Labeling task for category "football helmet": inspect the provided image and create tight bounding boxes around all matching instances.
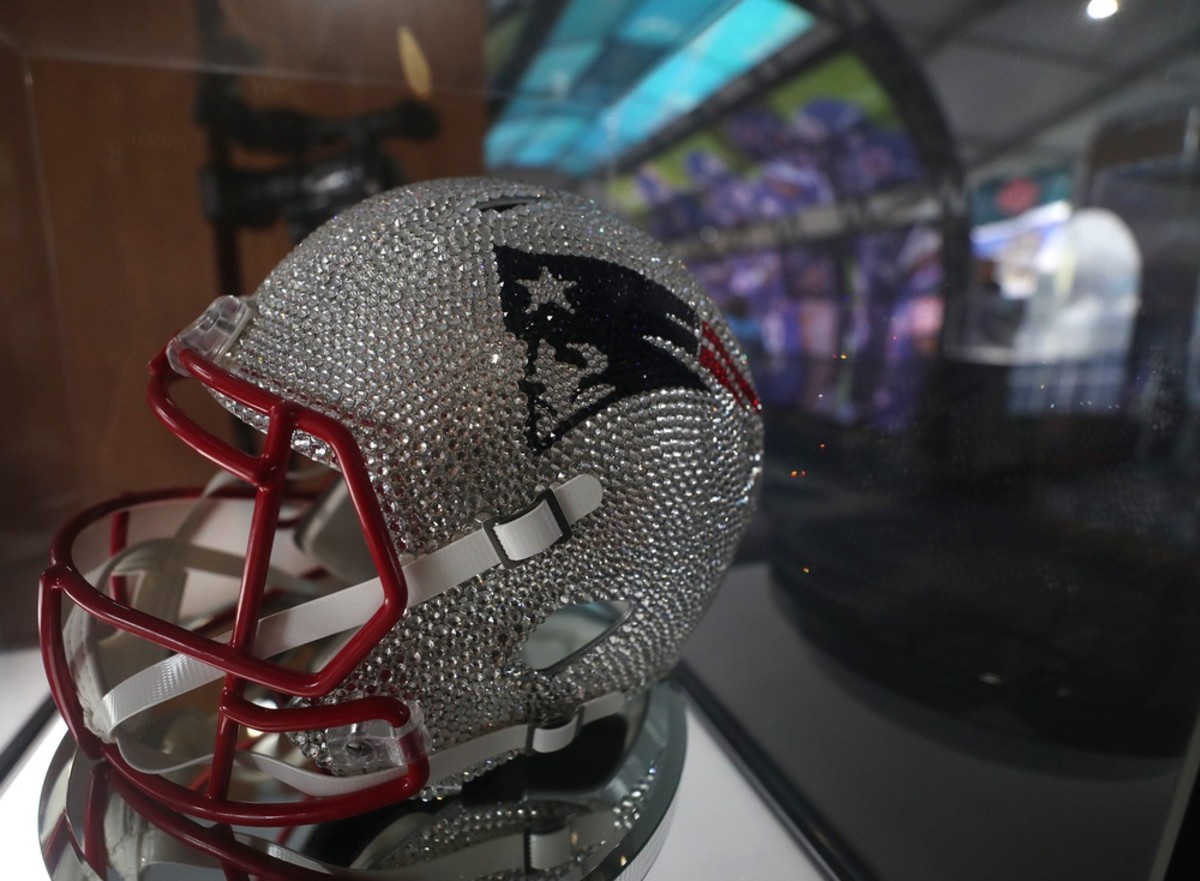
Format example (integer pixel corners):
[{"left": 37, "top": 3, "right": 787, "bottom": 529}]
[{"left": 41, "top": 177, "right": 762, "bottom": 825}]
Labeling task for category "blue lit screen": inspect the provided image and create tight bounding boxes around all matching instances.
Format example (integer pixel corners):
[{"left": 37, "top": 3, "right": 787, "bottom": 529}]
[{"left": 487, "top": 0, "right": 814, "bottom": 176}]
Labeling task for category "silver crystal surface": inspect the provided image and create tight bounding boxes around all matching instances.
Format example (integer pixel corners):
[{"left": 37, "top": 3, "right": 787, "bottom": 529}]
[{"left": 219, "top": 178, "right": 763, "bottom": 775}]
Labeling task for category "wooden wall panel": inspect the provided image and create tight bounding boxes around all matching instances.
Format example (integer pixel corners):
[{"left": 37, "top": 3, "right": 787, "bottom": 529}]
[
  {"left": 222, "top": 0, "right": 484, "bottom": 92},
  {"left": 29, "top": 58, "right": 231, "bottom": 501},
  {"left": 0, "top": 42, "right": 72, "bottom": 644},
  {"left": 12, "top": 0, "right": 483, "bottom": 93},
  {"left": 0, "top": 47, "right": 75, "bottom": 523},
  {"left": 2, "top": 3, "right": 484, "bottom": 643},
  {"left": 29, "top": 59, "right": 484, "bottom": 494}
]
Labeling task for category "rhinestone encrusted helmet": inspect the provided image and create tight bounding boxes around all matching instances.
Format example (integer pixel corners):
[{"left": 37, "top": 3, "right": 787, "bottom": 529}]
[{"left": 40, "top": 177, "right": 763, "bottom": 825}]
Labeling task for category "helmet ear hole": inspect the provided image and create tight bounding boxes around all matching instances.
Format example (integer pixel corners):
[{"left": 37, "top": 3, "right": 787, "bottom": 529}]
[{"left": 520, "top": 600, "right": 632, "bottom": 673}]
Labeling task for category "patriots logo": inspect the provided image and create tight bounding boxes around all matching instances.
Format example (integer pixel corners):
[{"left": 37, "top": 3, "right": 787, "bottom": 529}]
[{"left": 496, "top": 245, "right": 758, "bottom": 454}]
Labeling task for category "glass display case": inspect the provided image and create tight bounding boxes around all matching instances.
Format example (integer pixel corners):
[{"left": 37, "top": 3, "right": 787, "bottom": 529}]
[{"left": 3, "top": 1, "right": 1200, "bottom": 879}]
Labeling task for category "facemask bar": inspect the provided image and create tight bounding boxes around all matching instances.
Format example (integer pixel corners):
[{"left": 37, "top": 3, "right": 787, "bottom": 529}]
[
  {"left": 60, "top": 756, "right": 340, "bottom": 881},
  {"left": 148, "top": 322, "right": 411, "bottom": 699},
  {"left": 42, "top": 297, "right": 617, "bottom": 825},
  {"left": 40, "top": 309, "right": 430, "bottom": 825}
]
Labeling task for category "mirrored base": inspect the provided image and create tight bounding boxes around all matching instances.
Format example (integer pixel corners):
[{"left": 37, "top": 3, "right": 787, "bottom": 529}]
[{"left": 39, "top": 683, "right": 686, "bottom": 881}]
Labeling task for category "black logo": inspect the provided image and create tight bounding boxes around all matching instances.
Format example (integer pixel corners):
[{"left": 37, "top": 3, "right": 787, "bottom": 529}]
[{"left": 497, "top": 245, "right": 708, "bottom": 454}]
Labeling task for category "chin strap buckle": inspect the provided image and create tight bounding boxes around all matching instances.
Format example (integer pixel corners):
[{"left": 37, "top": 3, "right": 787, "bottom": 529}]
[
  {"left": 527, "top": 713, "right": 583, "bottom": 753},
  {"left": 483, "top": 487, "right": 573, "bottom": 569},
  {"left": 526, "top": 691, "right": 628, "bottom": 754},
  {"left": 399, "top": 473, "right": 603, "bottom": 608},
  {"left": 526, "top": 825, "right": 575, "bottom": 872}
]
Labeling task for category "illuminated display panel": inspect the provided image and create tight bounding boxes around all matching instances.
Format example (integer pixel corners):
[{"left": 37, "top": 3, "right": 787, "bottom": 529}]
[
  {"left": 487, "top": 0, "right": 814, "bottom": 174},
  {"left": 603, "top": 51, "right": 938, "bottom": 429}
]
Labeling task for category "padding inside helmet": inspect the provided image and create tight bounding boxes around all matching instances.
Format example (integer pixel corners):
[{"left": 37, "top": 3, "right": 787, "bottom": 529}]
[
  {"left": 293, "top": 481, "right": 376, "bottom": 584},
  {"left": 520, "top": 600, "right": 631, "bottom": 673}
]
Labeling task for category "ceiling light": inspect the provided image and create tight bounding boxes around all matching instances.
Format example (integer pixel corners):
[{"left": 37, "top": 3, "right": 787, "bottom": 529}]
[{"left": 1086, "top": 0, "right": 1118, "bottom": 20}]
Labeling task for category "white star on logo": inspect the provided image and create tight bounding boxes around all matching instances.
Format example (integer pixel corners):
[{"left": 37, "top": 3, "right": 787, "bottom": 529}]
[{"left": 520, "top": 267, "right": 576, "bottom": 313}]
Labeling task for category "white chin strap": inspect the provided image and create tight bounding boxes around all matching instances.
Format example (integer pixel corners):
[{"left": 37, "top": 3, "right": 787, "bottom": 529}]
[
  {"left": 69, "top": 474, "right": 617, "bottom": 799},
  {"left": 402, "top": 475, "right": 602, "bottom": 603}
]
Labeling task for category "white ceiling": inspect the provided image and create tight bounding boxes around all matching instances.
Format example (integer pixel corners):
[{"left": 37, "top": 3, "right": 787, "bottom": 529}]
[{"left": 866, "top": 0, "right": 1200, "bottom": 181}]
